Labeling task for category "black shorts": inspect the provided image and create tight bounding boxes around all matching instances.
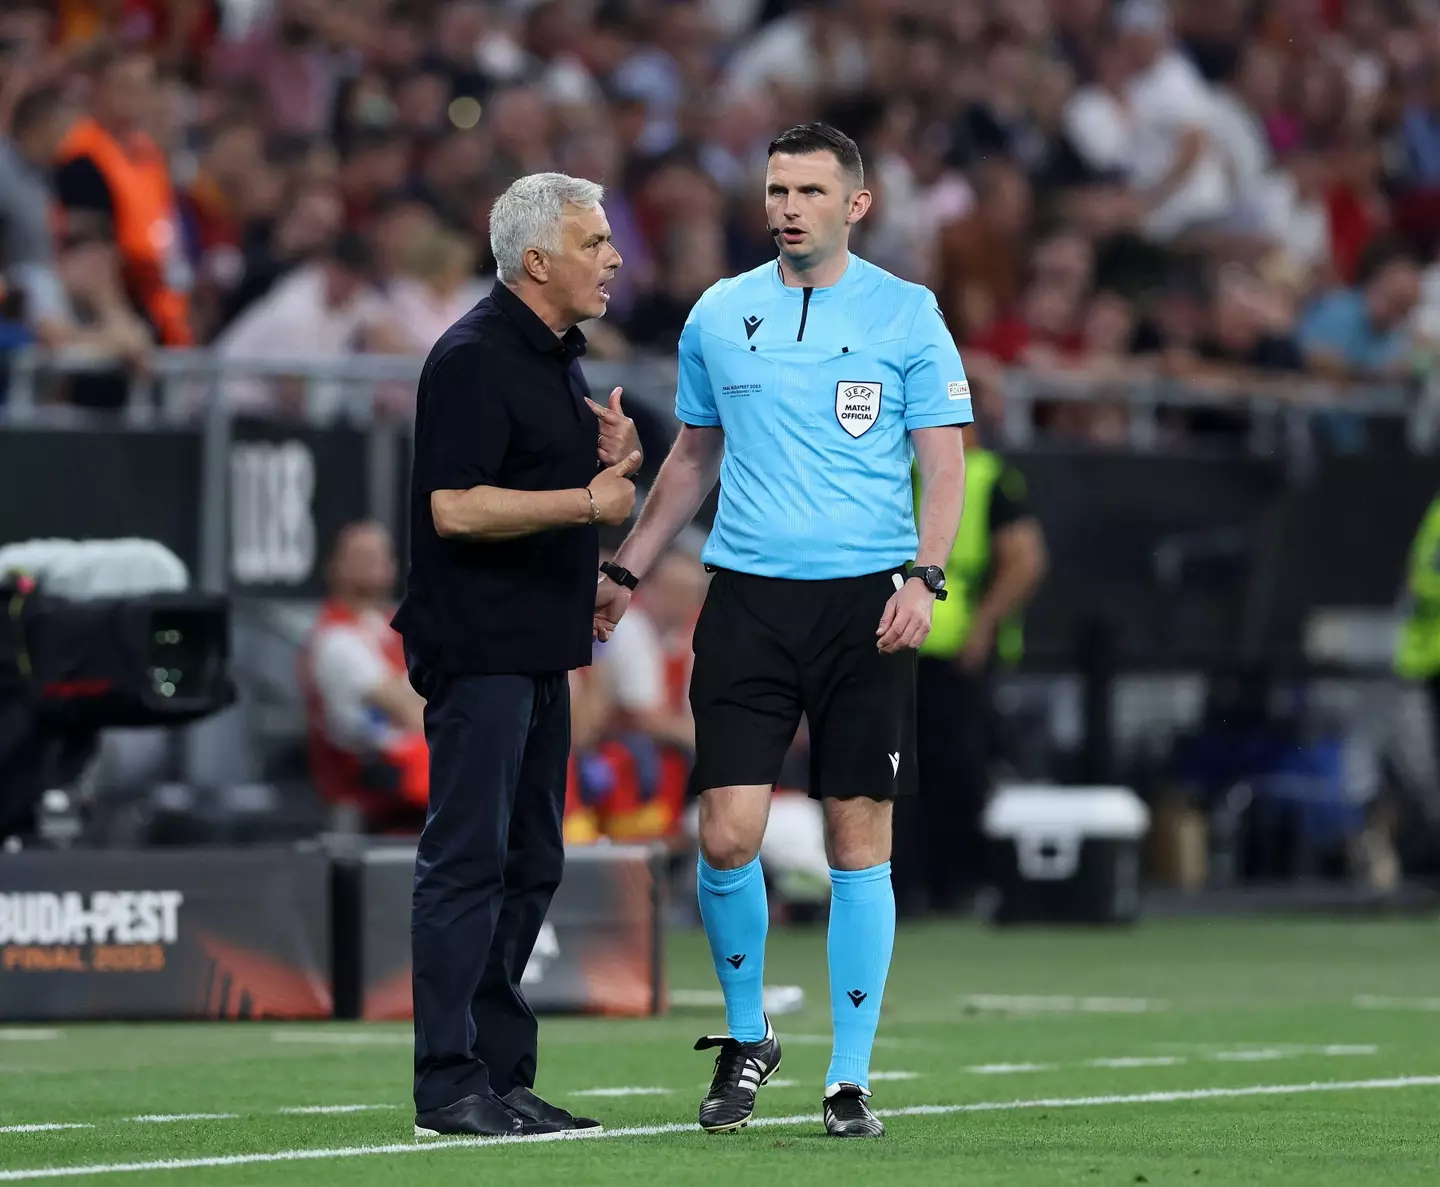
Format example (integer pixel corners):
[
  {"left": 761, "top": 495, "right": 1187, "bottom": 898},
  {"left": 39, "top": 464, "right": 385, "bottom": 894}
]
[{"left": 688, "top": 566, "right": 917, "bottom": 801}]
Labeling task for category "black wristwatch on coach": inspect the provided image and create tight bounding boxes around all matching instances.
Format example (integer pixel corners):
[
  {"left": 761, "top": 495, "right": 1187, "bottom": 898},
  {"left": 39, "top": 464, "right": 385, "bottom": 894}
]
[
  {"left": 907, "top": 564, "right": 948, "bottom": 601},
  {"left": 600, "top": 560, "right": 639, "bottom": 590}
]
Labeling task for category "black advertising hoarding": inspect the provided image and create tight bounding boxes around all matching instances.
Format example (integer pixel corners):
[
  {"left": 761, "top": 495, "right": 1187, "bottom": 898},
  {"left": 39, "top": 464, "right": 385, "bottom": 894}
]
[
  {"left": 0, "top": 422, "right": 1437, "bottom": 669},
  {"left": 0, "top": 847, "right": 331, "bottom": 1021},
  {"left": 227, "top": 419, "right": 370, "bottom": 597},
  {"left": 358, "top": 844, "right": 665, "bottom": 1020},
  {"left": 0, "top": 429, "right": 201, "bottom": 571}
]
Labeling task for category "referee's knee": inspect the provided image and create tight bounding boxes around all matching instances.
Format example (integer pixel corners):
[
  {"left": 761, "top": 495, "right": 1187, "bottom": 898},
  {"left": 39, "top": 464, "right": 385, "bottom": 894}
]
[
  {"left": 697, "top": 785, "right": 769, "bottom": 870},
  {"left": 824, "top": 797, "right": 893, "bottom": 871}
]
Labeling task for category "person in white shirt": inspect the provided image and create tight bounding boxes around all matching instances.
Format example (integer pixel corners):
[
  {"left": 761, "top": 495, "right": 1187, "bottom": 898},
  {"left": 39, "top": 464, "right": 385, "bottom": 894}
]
[
  {"left": 214, "top": 233, "right": 403, "bottom": 416},
  {"left": 303, "top": 520, "right": 429, "bottom": 831},
  {"left": 1116, "top": 0, "right": 1235, "bottom": 242},
  {"left": 386, "top": 228, "right": 494, "bottom": 356}
]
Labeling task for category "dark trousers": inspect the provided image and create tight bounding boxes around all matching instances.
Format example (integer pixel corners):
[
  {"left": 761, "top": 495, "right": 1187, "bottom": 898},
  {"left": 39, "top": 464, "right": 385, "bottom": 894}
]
[
  {"left": 893, "top": 656, "right": 993, "bottom": 914},
  {"left": 408, "top": 666, "right": 569, "bottom": 1112}
]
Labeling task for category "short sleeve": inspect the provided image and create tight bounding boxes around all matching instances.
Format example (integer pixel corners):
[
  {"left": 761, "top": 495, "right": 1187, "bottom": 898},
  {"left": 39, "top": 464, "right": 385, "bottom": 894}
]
[
  {"left": 55, "top": 156, "right": 116, "bottom": 218},
  {"left": 903, "top": 296, "right": 973, "bottom": 430},
  {"left": 674, "top": 307, "right": 719, "bottom": 427},
  {"left": 988, "top": 464, "right": 1032, "bottom": 532},
  {"left": 414, "top": 343, "right": 510, "bottom": 494}
]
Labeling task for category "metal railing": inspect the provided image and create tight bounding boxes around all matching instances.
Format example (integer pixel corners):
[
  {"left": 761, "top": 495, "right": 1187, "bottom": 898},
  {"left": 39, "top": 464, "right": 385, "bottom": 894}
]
[
  {"left": 1, "top": 348, "right": 683, "bottom": 429},
  {"left": 2, "top": 345, "right": 1434, "bottom": 463}
]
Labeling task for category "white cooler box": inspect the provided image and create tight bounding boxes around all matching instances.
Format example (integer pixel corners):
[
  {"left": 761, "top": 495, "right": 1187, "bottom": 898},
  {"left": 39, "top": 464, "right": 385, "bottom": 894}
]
[{"left": 983, "top": 785, "right": 1150, "bottom": 925}]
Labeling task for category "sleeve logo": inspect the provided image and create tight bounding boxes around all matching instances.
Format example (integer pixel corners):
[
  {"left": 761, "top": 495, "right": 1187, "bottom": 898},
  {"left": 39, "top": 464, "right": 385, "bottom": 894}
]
[{"left": 948, "top": 380, "right": 970, "bottom": 401}]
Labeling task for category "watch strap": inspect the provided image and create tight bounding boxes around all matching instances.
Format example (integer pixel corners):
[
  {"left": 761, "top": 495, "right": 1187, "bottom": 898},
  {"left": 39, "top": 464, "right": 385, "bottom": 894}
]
[{"left": 600, "top": 560, "right": 639, "bottom": 590}]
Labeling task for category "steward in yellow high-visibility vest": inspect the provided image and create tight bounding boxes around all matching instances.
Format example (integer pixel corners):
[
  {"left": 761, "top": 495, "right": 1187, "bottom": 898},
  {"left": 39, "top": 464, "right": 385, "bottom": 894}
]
[
  {"left": 895, "top": 428, "right": 1047, "bottom": 916},
  {"left": 910, "top": 444, "right": 1043, "bottom": 670},
  {"left": 1395, "top": 492, "right": 1440, "bottom": 681}
]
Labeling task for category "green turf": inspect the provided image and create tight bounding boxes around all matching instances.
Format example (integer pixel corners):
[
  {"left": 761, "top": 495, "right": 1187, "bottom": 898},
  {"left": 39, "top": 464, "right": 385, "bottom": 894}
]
[{"left": 3, "top": 917, "right": 1440, "bottom": 1184}]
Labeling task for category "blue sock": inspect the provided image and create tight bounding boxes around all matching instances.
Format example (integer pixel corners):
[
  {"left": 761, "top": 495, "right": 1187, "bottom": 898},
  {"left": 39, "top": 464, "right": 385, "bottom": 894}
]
[
  {"left": 825, "top": 862, "right": 895, "bottom": 1090},
  {"left": 697, "top": 854, "right": 768, "bottom": 1042}
]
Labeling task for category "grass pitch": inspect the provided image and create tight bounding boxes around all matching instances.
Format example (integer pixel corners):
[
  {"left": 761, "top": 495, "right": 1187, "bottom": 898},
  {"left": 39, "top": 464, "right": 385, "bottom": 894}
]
[{"left": 3, "top": 916, "right": 1440, "bottom": 1185}]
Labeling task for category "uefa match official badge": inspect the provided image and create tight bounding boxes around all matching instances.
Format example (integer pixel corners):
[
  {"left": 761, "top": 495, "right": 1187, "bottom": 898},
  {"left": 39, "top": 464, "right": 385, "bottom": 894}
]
[{"left": 835, "top": 381, "right": 882, "bottom": 438}]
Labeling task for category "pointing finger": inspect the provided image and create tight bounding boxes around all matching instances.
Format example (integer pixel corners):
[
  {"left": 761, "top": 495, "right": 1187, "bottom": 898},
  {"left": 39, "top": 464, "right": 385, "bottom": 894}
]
[{"left": 609, "top": 386, "right": 624, "bottom": 413}]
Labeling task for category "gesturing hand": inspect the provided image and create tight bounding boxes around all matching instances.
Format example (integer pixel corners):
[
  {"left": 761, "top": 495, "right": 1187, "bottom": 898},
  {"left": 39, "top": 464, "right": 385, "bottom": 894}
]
[
  {"left": 876, "top": 575, "right": 935, "bottom": 654},
  {"left": 588, "top": 450, "right": 642, "bottom": 525},
  {"left": 588, "top": 387, "right": 642, "bottom": 468}
]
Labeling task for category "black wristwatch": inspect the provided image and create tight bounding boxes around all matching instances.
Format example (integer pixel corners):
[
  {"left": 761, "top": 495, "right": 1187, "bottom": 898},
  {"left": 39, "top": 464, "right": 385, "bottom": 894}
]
[
  {"left": 908, "top": 564, "right": 948, "bottom": 601},
  {"left": 600, "top": 560, "right": 639, "bottom": 590}
]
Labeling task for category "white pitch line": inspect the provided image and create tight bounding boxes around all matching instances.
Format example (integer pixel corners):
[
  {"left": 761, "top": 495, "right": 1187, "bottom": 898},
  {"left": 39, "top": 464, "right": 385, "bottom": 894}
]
[
  {"left": 129, "top": 1115, "right": 238, "bottom": 1124},
  {"left": 869, "top": 1071, "right": 921, "bottom": 1081},
  {"left": 765, "top": 1079, "right": 798, "bottom": 1089},
  {"left": 3, "top": 1077, "right": 1439, "bottom": 1181},
  {"left": 966, "top": 1063, "right": 1054, "bottom": 1075},
  {"left": 1320, "top": 1045, "right": 1378, "bottom": 1056},
  {"left": 570, "top": 1087, "right": 674, "bottom": 1098},
  {"left": 278, "top": 1106, "right": 398, "bottom": 1116},
  {"left": 960, "top": 995, "right": 1162, "bottom": 1014},
  {"left": 0, "top": 1125, "right": 92, "bottom": 1135},
  {"left": 1212, "top": 1050, "right": 1286, "bottom": 1063},
  {"left": 0, "top": 1030, "right": 62, "bottom": 1042},
  {"left": 270, "top": 1033, "right": 410, "bottom": 1047},
  {"left": 1354, "top": 995, "right": 1440, "bottom": 1012},
  {"left": 1089, "top": 1057, "right": 1182, "bottom": 1069}
]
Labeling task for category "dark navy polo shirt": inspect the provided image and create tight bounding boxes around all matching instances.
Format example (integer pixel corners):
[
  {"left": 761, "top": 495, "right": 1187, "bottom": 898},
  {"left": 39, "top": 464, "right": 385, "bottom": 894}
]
[{"left": 392, "top": 283, "right": 600, "bottom": 676}]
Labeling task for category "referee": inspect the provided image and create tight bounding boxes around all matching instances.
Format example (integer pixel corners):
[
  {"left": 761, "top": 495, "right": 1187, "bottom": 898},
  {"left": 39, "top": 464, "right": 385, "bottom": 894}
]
[
  {"left": 393, "top": 173, "right": 641, "bottom": 1139},
  {"left": 596, "top": 124, "right": 970, "bottom": 1138}
]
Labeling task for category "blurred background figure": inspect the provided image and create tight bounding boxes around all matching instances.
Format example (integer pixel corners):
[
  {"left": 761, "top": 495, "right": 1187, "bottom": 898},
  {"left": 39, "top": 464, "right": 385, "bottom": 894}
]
[
  {"left": 301, "top": 519, "right": 427, "bottom": 835},
  {"left": 55, "top": 46, "right": 193, "bottom": 348},
  {"left": 895, "top": 385, "right": 1049, "bottom": 917}
]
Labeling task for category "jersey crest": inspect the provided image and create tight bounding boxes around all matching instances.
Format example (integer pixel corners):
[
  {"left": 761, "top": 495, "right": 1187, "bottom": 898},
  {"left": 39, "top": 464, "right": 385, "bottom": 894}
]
[{"left": 835, "top": 381, "right": 882, "bottom": 438}]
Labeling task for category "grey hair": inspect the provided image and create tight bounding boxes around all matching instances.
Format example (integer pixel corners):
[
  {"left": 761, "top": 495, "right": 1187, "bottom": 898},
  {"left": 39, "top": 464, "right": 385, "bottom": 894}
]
[{"left": 489, "top": 172, "right": 605, "bottom": 284}]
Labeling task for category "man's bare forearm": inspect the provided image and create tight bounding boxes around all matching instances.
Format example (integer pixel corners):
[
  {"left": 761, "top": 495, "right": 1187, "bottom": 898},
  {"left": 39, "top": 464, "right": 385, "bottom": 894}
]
[
  {"left": 613, "top": 425, "right": 723, "bottom": 579},
  {"left": 431, "top": 485, "right": 591, "bottom": 541},
  {"left": 912, "top": 425, "right": 967, "bottom": 569}
]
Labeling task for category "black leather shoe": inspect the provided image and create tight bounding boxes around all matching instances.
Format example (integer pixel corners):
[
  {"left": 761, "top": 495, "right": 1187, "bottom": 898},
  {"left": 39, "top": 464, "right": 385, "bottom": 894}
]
[
  {"left": 414, "top": 1093, "right": 564, "bottom": 1138},
  {"left": 823, "top": 1083, "right": 885, "bottom": 1138},
  {"left": 502, "top": 1086, "right": 601, "bottom": 1130}
]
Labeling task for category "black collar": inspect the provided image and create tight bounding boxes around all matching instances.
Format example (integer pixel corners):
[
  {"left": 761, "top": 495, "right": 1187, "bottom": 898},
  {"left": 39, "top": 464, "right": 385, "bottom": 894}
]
[{"left": 492, "top": 281, "right": 588, "bottom": 360}]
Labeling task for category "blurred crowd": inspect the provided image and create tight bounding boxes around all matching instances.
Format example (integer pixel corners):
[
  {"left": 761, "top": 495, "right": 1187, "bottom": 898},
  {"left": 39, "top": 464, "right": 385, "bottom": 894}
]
[{"left": 3, "top": 0, "right": 1440, "bottom": 436}]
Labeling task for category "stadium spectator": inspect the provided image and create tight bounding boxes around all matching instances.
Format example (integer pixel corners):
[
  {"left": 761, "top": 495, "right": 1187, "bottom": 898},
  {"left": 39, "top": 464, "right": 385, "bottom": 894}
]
[
  {"left": 0, "top": 85, "right": 74, "bottom": 333},
  {"left": 212, "top": 178, "right": 344, "bottom": 334},
  {"left": 299, "top": 519, "right": 427, "bottom": 834},
  {"left": 209, "top": 0, "right": 339, "bottom": 137},
  {"left": 1115, "top": 0, "right": 1235, "bottom": 243},
  {"left": 214, "top": 231, "right": 402, "bottom": 416},
  {"left": 55, "top": 46, "right": 194, "bottom": 347},
  {"left": 1298, "top": 247, "right": 1422, "bottom": 380},
  {"left": 384, "top": 225, "right": 491, "bottom": 357}
]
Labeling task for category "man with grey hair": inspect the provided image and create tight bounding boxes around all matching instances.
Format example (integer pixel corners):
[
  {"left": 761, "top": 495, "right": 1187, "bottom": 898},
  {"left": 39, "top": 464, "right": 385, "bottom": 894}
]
[{"left": 393, "top": 171, "right": 642, "bottom": 1139}]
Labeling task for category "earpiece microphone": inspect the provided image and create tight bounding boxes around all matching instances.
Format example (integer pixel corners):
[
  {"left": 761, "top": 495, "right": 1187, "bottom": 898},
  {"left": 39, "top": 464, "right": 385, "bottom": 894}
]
[{"left": 769, "top": 226, "right": 782, "bottom": 238}]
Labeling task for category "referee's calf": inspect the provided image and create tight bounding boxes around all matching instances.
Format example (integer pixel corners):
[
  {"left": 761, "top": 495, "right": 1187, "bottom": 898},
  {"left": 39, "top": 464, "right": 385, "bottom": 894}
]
[{"left": 392, "top": 172, "right": 641, "bottom": 1139}]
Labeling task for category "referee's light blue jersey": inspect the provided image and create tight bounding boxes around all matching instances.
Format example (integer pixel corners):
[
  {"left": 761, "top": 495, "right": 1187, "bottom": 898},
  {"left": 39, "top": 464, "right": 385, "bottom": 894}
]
[{"left": 675, "top": 254, "right": 973, "bottom": 580}]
